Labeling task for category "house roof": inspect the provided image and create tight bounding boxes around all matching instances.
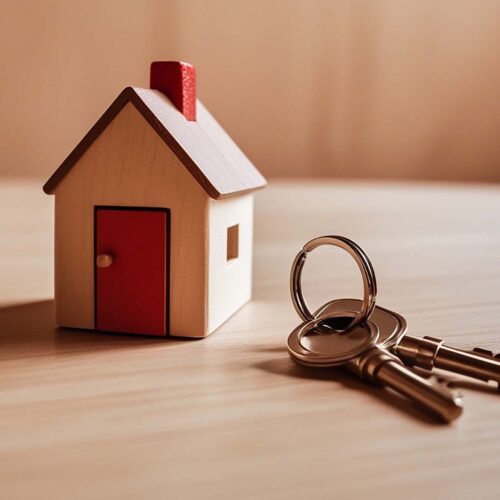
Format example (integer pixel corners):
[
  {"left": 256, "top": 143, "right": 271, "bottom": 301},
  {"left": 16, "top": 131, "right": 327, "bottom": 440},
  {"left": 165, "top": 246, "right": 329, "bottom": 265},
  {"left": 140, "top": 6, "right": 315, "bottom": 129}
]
[{"left": 43, "top": 87, "right": 266, "bottom": 199}]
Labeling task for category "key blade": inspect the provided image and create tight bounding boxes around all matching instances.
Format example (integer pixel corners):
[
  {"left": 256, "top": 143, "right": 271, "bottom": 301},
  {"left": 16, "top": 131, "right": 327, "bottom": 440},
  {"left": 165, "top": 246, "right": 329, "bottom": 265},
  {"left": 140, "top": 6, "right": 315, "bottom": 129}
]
[
  {"left": 395, "top": 336, "right": 500, "bottom": 387},
  {"left": 348, "top": 346, "right": 463, "bottom": 423},
  {"left": 375, "top": 360, "right": 464, "bottom": 423}
]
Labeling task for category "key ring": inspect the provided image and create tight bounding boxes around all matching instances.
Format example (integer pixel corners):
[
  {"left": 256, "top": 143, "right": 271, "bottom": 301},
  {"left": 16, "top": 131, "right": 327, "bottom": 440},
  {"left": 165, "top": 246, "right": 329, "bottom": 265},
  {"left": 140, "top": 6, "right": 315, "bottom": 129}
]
[{"left": 290, "top": 235, "right": 377, "bottom": 331}]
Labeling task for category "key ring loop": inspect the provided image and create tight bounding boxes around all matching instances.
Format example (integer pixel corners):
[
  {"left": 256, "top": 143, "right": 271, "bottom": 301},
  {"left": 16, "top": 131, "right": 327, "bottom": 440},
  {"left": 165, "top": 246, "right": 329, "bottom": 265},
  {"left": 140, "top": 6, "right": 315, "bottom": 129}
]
[{"left": 290, "top": 235, "right": 377, "bottom": 331}]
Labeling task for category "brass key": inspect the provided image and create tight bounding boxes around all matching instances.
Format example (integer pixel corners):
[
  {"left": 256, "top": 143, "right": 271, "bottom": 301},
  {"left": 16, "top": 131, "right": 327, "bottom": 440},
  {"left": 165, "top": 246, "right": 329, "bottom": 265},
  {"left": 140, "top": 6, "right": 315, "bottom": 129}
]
[
  {"left": 320, "top": 298, "right": 500, "bottom": 388},
  {"left": 288, "top": 313, "right": 464, "bottom": 423},
  {"left": 289, "top": 235, "right": 464, "bottom": 421},
  {"left": 394, "top": 336, "right": 500, "bottom": 388}
]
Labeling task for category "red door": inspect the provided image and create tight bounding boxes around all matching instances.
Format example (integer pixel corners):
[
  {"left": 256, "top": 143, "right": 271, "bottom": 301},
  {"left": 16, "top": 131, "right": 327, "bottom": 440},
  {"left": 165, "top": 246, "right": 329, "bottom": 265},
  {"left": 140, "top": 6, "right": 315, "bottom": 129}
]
[{"left": 95, "top": 207, "right": 169, "bottom": 336}]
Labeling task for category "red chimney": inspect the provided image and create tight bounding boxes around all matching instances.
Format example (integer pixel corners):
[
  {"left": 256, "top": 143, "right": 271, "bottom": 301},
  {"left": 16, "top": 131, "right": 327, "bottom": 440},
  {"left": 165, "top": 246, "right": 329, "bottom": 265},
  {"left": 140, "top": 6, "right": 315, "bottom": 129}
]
[{"left": 150, "top": 61, "right": 196, "bottom": 121}]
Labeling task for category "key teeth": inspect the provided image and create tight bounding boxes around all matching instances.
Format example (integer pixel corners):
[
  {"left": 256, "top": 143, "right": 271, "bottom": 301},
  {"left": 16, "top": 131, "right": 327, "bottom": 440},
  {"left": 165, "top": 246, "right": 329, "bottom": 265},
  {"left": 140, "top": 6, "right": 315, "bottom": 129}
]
[
  {"left": 428, "top": 374, "right": 464, "bottom": 398},
  {"left": 412, "top": 371, "right": 465, "bottom": 397},
  {"left": 472, "top": 347, "right": 499, "bottom": 359}
]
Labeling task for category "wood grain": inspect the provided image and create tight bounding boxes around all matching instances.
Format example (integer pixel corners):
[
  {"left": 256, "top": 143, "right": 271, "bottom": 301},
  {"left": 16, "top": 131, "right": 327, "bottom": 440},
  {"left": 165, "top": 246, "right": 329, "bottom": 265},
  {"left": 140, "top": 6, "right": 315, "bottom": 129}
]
[{"left": 1, "top": 179, "right": 500, "bottom": 500}]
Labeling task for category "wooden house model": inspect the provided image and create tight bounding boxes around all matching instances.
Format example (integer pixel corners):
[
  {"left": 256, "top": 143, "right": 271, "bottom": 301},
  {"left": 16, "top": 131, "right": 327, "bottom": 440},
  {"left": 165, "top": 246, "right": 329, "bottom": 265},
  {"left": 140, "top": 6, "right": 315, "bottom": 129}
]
[{"left": 43, "top": 61, "right": 266, "bottom": 338}]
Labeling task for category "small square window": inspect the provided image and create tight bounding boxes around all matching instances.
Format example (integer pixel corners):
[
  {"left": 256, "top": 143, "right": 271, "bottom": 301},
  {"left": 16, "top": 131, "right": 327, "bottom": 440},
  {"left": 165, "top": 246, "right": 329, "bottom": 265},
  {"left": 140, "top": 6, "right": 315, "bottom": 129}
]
[{"left": 227, "top": 224, "right": 239, "bottom": 261}]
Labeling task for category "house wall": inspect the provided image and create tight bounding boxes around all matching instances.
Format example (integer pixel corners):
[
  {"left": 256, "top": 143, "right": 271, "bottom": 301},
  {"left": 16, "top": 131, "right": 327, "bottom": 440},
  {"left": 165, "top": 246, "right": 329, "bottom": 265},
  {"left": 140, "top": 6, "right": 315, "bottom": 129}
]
[
  {"left": 54, "top": 102, "right": 210, "bottom": 337},
  {"left": 207, "top": 194, "right": 253, "bottom": 333}
]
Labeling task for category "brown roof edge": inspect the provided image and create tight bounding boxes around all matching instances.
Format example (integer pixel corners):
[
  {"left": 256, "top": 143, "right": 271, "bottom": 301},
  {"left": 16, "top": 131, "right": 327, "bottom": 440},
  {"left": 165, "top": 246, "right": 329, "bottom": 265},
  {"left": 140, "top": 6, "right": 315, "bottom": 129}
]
[
  {"left": 43, "top": 87, "right": 264, "bottom": 199},
  {"left": 43, "top": 87, "right": 133, "bottom": 195}
]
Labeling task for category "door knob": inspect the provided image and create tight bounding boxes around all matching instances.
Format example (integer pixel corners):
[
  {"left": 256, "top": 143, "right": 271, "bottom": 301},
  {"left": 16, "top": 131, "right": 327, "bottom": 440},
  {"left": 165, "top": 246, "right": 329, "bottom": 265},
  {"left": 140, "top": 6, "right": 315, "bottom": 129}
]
[{"left": 96, "top": 254, "right": 113, "bottom": 268}]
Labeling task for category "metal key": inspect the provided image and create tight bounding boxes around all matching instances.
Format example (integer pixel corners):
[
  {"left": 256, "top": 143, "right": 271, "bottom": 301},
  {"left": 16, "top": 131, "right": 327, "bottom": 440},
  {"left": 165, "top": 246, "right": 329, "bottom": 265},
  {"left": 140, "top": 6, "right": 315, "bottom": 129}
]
[
  {"left": 288, "top": 311, "right": 464, "bottom": 423},
  {"left": 321, "top": 298, "right": 500, "bottom": 388}
]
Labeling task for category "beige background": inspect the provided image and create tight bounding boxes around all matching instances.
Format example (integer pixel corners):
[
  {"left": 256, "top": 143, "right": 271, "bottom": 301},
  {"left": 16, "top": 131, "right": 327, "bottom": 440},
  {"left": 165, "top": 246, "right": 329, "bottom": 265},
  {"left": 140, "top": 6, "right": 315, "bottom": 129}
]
[{"left": 1, "top": 0, "right": 499, "bottom": 182}]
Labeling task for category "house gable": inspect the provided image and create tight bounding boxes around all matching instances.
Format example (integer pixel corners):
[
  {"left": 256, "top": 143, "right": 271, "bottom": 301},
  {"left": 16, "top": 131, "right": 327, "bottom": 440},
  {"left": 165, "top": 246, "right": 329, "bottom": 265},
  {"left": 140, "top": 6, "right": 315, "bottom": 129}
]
[{"left": 44, "top": 87, "right": 266, "bottom": 199}]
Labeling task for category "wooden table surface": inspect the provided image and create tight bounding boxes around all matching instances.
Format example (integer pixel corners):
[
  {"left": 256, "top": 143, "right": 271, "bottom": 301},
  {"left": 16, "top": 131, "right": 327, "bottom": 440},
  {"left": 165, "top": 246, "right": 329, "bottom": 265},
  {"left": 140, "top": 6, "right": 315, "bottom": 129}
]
[{"left": 1, "top": 179, "right": 499, "bottom": 500}]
